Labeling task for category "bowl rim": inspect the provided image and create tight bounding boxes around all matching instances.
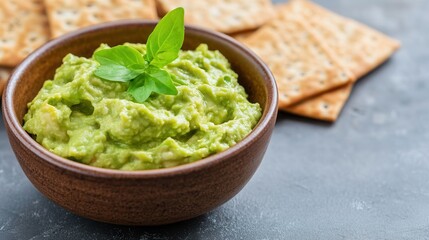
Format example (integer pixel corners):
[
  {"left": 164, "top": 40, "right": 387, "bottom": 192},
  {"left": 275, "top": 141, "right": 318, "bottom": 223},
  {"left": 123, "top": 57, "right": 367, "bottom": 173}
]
[{"left": 3, "top": 20, "right": 278, "bottom": 179}]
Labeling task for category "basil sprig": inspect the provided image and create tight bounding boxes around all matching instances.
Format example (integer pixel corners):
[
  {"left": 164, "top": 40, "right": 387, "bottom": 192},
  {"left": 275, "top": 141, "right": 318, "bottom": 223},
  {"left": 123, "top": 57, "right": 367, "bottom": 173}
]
[{"left": 94, "top": 7, "right": 185, "bottom": 103}]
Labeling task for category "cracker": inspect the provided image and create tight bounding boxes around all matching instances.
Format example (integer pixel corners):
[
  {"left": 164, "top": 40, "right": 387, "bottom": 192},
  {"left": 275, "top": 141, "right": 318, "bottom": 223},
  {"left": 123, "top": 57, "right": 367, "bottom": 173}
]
[
  {"left": 240, "top": 12, "right": 354, "bottom": 107},
  {"left": 44, "top": 0, "right": 158, "bottom": 38},
  {"left": 284, "top": 84, "right": 353, "bottom": 122},
  {"left": 280, "top": 0, "right": 400, "bottom": 121},
  {"left": 0, "top": 67, "right": 13, "bottom": 94},
  {"left": 230, "top": 29, "right": 257, "bottom": 42},
  {"left": 0, "top": 1, "right": 50, "bottom": 66},
  {"left": 285, "top": 0, "right": 400, "bottom": 78},
  {"left": 156, "top": 0, "right": 274, "bottom": 34}
]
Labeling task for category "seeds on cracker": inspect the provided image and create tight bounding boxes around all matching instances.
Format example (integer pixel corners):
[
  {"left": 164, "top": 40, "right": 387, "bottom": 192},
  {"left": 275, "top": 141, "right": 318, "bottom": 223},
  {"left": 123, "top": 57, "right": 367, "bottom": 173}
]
[
  {"left": 156, "top": 0, "right": 274, "bottom": 34},
  {"left": 0, "top": 0, "right": 50, "bottom": 66},
  {"left": 44, "top": 0, "right": 158, "bottom": 38},
  {"left": 240, "top": 13, "right": 354, "bottom": 108}
]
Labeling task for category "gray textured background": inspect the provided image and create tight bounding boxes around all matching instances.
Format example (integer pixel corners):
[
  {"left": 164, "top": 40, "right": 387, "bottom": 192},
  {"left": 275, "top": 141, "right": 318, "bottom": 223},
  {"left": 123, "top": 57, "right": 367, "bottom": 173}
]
[{"left": 1, "top": 0, "right": 428, "bottom": 239}]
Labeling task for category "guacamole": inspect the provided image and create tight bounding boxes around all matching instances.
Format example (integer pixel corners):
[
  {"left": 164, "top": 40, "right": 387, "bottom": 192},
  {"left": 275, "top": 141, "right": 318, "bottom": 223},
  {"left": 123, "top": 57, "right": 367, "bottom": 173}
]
[{"left": 23, "top": 44, "right": 261, "bottom": 170}]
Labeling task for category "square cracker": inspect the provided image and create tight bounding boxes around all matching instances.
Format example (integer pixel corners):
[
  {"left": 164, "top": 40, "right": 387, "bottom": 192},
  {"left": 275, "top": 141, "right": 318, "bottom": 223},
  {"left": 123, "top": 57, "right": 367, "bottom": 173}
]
[
  {"left": 239, "top": 10, "right": 354, "bottom": 108},
  {"left": 281, "top": 0, "right": 400, "bottom": 121},
  {"left": 0, "top": 67, "right": 13, "bottom": 94},
  {"left": 44, "top": 0, "right": 158, "bottom": 38},
  {"left": 0, "top": 0, "right": 50, "bottom": 66},
  {"left": 285, "top": 0, "right": 400, "bottom": 79},
  {"left": 156, "top": 0, "right": 274, "bottom": 34}
]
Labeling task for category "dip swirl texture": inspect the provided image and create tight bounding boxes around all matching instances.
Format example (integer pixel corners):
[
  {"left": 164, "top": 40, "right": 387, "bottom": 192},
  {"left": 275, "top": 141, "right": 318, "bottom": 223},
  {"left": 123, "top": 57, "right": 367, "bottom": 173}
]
[{"left": 23, "top": 44, "right": 262, "bottom": 170}]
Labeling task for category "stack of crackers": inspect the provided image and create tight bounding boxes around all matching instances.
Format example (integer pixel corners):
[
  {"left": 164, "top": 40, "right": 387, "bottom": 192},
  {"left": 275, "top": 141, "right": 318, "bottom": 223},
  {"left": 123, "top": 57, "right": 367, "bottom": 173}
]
[
  {"left": 0, "top": 0, "right": 399, "bottom": 122},
  {"left": 0, "top": 0, "right": 273, "bottom": 94},
  {"left": 233, "top": 0, "right": 400, "bottom": 121},
  {"left": 0, "top": 0, "right": 158, "bottom": 92}
]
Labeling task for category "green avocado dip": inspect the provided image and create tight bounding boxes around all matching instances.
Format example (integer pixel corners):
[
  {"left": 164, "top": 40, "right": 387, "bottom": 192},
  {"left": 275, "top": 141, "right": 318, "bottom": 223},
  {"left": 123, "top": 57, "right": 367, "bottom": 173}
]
[{"left": 23, "top": 44, "right": 262, "bottom": 170}]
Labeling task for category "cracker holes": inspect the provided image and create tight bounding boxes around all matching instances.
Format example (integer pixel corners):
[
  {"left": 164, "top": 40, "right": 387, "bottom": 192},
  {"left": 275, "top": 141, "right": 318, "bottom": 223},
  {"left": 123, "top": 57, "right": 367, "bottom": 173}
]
[
  {"left": 270, "top": 24, "right": 281, "bottom": 31},
  {"left": 28, "top": 36, "right": 37, "bottom": 42},
  {"left": 92, "top": 13, "right": 100, "bottom": 20},
  {"left": 293, "top": 86, "right": 300, "bottom": 94},
  {"left": 320, "top": 102, "right": 329, "bottom": 111},
  {"left": 210, "top": 8, "right": 221, "bottom": 17},
  {"left": 300, "top": 32, "right": 308, "bottom": 40},
  {"left": 280, "top": 93, "right": 288, "bottom": 99},
  {"left": 267, "top": 42, "right": 277, "bottom": 53},
  {"left": 370, "top": 35, "right": 379, "bottom": 42},
  {"left": 365, "top": 54, "right": 377, "bottom": 63},
  {"left": 313, "top": 44, "right": 323, "bottom": 55},
  {"left": 229, "top": 15, "right": 242, "bottom": 25},
  {"left": 274, "top": 51, "right": 282, "bottom": 58},
  {"left": 21, "top": 48, "right": 32, "bottom": 55},
  {"left": 345, "top": 57, "right": 353, "bottom": 64},
  {"left": 56, "top": 9, "right": 78, "bottom": 18}
]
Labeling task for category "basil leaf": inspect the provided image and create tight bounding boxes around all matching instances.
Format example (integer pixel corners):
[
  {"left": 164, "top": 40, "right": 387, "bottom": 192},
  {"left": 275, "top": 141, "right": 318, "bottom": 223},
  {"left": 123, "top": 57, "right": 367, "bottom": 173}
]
[
  {"left": 95, "top": 45, "right": 146, "bottom": 66},
  {"left": 94, "top": 46, "right": 145, "bottom": 82},
  {"left": 147, "top": 67, "right": 178, "bottom": 95},
  {"left": 94, "top": 65, "right": 138, "bottom": 82},
  {"left": 93, "top": 7, "right": 185, "bottom": 103},
  {"left": 127, "top": 69, "right": 178, "bottom": 102},
  {"left": 128, "top": 74, "right": 155, "bottom": 103},
  {"left": 145, "top": 7, "right": 184, "bottom": 68}
]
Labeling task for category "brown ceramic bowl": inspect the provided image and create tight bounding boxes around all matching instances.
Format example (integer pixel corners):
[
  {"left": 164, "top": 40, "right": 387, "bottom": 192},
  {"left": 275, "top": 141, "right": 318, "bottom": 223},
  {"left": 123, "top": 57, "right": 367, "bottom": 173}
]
[{"left": 2, "top": 20, "right": 277, "bottom": 225}]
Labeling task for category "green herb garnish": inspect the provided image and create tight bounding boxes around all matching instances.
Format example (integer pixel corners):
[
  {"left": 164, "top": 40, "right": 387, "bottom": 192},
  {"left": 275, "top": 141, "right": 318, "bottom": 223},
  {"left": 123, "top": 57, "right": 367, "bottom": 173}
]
[{"left": 94, "top": 7, "right": 185, "bottom": 102}]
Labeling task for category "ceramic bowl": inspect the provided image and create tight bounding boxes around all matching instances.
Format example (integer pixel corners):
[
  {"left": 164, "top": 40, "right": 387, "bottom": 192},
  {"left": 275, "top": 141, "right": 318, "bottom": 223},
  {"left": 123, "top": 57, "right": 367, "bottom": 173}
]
[{"left": 2, "top": 20, "right": 277, "bottom": 225}]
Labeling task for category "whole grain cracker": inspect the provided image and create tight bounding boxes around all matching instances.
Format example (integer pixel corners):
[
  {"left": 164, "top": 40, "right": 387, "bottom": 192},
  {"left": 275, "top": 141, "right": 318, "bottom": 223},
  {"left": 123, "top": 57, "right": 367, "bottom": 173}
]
[
  {"left": 286, "top": 0, "right": 400, "bottom": 78},
  {"left": 156, "top": 0, "right": 274, "bottom": 34},
  {"left": 240, "top": 11, "right": 354, "bottom": 107},
  {"left": 44, "top": 0, "right": 158, "bottom": 38},
  {"left": 285, "top": 84, "right": 353, "bottom": 122},
  {"left": 280, "top": 0, "right": 400, "bottom": 121},
  {"left": 0, "top": 1, "right": 50, "bottom": 66},
  {"left": 0, "top": 67, "right": 13, "bottom": 94}
]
